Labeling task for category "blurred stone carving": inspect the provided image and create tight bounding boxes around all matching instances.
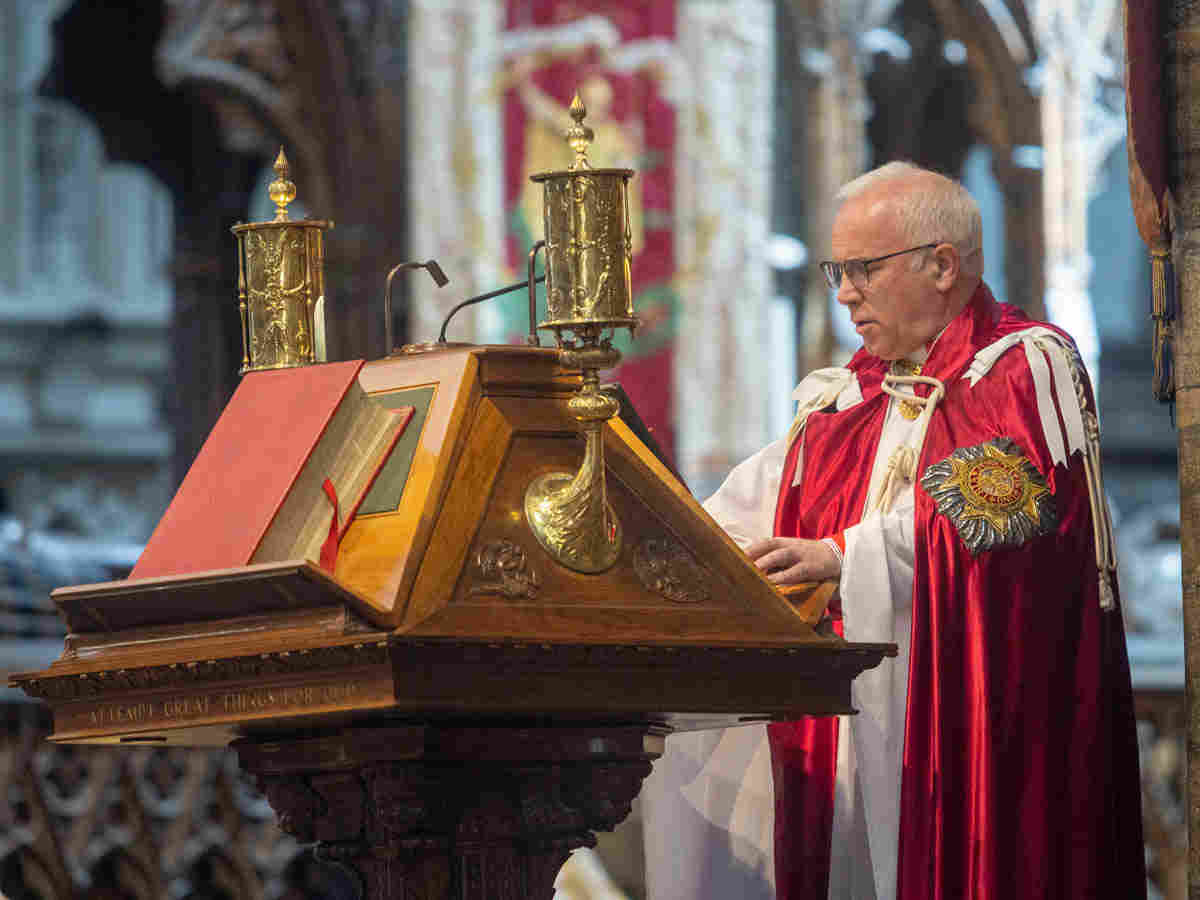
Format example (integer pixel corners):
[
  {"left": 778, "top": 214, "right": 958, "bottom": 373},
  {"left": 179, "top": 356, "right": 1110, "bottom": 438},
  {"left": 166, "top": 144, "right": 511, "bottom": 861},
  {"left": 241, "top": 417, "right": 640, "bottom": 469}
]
[{"left": 0, "top": 708, "right": 356, "bottom": 898}]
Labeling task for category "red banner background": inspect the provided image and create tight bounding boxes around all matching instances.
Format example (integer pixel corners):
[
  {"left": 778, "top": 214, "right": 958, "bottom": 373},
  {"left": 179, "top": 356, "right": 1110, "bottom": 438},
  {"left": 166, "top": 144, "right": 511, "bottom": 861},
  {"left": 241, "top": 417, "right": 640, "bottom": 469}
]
[{"left": 502, "top": 1, "right": 679, "bottom": 466}]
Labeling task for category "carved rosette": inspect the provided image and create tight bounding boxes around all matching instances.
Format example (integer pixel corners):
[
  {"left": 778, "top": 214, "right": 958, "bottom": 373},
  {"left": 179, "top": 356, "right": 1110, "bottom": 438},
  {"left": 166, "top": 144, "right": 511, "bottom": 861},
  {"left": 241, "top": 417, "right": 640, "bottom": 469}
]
[
  {"left": 467, "top": 540, "right": 540, "bottom": 599},
  {"left": 633, "top": 537, "right": 712, "bottom": 603}
]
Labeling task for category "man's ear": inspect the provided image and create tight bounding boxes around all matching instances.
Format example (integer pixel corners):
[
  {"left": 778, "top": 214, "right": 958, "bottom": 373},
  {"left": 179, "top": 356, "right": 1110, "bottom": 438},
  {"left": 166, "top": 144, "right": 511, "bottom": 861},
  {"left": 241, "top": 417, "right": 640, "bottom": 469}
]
[{"left": 930, "top": 243, "right": 960, "bottom": 292}]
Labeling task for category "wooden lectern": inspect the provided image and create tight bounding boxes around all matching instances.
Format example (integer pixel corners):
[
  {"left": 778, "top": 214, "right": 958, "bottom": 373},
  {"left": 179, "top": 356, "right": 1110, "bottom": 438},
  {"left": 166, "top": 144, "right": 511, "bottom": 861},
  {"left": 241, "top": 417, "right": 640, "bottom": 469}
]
[{"left": 12, "top": 347, "right": 893, "bottom": 899}]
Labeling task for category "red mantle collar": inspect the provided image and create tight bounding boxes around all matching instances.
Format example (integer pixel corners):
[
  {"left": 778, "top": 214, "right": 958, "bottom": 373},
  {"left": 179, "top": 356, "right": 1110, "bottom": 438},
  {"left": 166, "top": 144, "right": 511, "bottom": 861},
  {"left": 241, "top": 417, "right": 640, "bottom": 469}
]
[{"left": 846, "top": 282, "right": 1011, "bottom": 384}]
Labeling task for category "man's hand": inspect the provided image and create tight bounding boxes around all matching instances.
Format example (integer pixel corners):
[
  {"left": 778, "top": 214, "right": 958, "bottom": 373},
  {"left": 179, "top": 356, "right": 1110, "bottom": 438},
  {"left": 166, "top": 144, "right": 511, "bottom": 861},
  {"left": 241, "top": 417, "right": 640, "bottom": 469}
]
[{"left": 745, "top": 537, "right": 841, "bottom": 585}]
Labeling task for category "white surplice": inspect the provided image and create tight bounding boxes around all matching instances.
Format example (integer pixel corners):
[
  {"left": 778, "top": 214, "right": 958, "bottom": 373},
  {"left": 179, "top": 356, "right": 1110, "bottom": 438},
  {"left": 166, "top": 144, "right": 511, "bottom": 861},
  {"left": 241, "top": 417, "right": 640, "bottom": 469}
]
[{"left": 643, "top": 363, "right": 921, "bottom": 900}]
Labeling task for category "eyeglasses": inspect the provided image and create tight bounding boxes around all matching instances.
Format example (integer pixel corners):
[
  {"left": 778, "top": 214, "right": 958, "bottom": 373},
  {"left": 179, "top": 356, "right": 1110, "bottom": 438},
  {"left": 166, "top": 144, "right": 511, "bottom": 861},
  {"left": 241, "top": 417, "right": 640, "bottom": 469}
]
[{"left": 819, "top": 242, "right": 940, "bottom": 291}]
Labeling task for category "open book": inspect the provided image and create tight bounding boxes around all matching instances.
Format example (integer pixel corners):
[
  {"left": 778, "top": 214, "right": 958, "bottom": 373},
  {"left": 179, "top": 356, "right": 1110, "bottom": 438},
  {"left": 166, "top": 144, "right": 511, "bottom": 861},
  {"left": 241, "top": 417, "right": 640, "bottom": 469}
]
[{"left": 132, "top": 360, "right": 411, "bottom": 579}]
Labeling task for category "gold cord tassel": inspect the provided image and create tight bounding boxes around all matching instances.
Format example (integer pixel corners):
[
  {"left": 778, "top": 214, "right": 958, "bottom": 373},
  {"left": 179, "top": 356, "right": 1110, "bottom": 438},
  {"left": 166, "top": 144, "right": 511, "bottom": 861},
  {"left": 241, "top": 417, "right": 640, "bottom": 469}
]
[{"left": 1151, "top": 248, "right": 1176, "bottom": 404}]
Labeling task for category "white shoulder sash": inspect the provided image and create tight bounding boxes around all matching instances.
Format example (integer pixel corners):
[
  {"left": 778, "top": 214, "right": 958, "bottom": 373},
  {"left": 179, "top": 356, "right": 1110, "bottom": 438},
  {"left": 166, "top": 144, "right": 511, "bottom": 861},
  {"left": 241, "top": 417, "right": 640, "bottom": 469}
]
[
  {"left": 786, "top": 367, "right": 862, "bottom": 447},
  {"left": 963, "top": 326, "right": 1116, "bottom": 609},
  {"left": 962, "top": 326, "right": 1086, "bottom": 468}
]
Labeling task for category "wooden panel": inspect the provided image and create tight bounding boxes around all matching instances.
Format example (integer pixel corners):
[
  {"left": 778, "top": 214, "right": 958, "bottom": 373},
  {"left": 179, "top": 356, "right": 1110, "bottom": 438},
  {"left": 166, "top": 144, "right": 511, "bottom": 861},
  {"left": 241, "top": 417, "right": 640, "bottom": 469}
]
[
  {"left": 393, "top": 392, "right": 826, "bottom": 643},
  {"left": 384, "top": 639, "right": 892, "bottom": 723},
  {"left": 406, "top": 603, "right": 831, "bottom": 645},
  {"left": 60, "top": 604, "right": 366, "bottom": 666},
  {"left": 335, "top": 349, "right": 481, "bottom": 619},
  {"left": 50, "top": 561, "right": 384, "bottom": 633},
  {"left": 14, "top": 620, "right": 396, "bottom": 745},
  {"left": 402, "top": 397, "right": 515, "bottom": 627},
  {"left": 49, "top": 660, "right": 396, "bottom": 744},
  {"left": 13, "top": 346, "right": 897, "bottom": 753},
  {"left": 451, "top": 431, "right": 737, "bottom": 618},
  {"left": 27, "top": 608, "right": 387, "bottom": 679},
  {"left": 602, "top": 415, "right": 817, "bottom": 629},
  {"left": 780, "top": 582, "right": 838, "bottom": 626},
  {"left": 475, "top": 344, "right": 580, "bottom": 396}
]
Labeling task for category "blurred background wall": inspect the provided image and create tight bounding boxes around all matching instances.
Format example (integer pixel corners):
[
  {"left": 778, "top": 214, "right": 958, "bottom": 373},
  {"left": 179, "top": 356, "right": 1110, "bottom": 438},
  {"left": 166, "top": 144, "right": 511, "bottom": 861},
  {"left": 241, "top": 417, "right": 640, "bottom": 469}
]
[{"left": 0, "top": 0, "right": 1182, "bottom": 897}]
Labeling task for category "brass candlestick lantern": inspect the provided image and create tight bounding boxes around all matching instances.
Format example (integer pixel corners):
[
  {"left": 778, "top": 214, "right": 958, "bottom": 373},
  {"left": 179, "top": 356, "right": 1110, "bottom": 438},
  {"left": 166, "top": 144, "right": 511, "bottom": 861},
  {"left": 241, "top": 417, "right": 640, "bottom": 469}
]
[
  {"left": 231, "top": 148, "right": 334, "bottom": 374},
  {"left": 524, "top": 93, "right": 637, "bottom": 574}
]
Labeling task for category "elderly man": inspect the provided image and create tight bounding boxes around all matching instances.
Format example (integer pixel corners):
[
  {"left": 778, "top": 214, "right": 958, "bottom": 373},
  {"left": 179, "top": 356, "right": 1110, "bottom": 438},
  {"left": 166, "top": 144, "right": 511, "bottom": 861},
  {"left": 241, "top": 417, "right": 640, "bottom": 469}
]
[{"left": 661, "top": 162, "right": 1145, "bottom": 900}]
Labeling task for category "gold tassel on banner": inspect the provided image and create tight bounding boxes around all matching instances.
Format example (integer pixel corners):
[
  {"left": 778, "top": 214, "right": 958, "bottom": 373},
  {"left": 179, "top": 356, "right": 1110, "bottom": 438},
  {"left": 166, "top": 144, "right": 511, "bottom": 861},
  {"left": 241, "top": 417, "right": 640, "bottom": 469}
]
[
  {"left": 1123, "top": 0, "right": 1173, "bottom": 406},
  {"left": 1151, "top": 247, "right": 1176, "bottom": 404}
]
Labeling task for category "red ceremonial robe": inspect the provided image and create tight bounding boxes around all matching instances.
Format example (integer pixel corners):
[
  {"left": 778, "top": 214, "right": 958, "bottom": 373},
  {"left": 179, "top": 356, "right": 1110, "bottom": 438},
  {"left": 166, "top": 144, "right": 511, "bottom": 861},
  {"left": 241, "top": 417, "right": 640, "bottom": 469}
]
[{"left": 768, "top": 284, "right": 1145, "bottom": 899}]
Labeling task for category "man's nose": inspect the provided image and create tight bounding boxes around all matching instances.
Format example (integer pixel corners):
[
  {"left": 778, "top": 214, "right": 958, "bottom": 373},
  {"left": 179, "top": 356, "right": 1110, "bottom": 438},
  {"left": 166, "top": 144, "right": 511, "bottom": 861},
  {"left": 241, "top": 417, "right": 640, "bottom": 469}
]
[{"left": 835, "top": 273, "right": 859, "bottom": 305}]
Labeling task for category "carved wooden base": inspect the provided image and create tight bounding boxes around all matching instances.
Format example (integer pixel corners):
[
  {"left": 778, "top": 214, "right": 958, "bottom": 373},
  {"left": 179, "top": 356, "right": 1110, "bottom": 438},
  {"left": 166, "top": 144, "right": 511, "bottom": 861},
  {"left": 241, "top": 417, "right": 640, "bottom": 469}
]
[{"left": 235, "top": 723, "right": 662, "bottom": 900}]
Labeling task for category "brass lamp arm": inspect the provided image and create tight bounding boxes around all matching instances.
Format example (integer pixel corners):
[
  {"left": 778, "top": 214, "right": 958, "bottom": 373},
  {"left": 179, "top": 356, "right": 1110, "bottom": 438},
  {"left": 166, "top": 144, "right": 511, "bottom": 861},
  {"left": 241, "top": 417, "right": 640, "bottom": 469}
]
[
  {"left": 436, "top": 274, "right": 546, "bottom": 344},
  {"left": 384, "top": 260, "right": 449, "bottom": 354}
]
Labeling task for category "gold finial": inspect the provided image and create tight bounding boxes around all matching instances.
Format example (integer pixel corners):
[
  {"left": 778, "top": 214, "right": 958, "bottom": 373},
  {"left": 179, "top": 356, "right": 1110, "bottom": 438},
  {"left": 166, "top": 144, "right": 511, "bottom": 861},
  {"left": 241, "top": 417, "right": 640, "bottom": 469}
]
[
  {"left": 268, "top": 146, "right": 297, "bottom": 221},
  {"left": 566, "top": 92, "right": 594, "bottom": 170}
]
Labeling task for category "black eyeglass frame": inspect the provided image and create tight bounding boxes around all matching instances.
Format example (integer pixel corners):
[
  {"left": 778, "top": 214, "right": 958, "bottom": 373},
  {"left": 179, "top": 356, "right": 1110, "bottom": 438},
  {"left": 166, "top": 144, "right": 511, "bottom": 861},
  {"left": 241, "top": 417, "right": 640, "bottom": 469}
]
[{"left": 819, "top": 242, "right": 941, "bottom": 291}]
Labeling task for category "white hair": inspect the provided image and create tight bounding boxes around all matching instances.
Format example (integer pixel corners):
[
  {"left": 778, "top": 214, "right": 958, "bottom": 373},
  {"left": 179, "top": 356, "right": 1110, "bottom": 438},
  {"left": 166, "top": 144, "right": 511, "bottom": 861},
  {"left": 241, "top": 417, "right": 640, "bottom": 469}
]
[{"left": 836, "top": 161, "right": 983, "bottom": 277}]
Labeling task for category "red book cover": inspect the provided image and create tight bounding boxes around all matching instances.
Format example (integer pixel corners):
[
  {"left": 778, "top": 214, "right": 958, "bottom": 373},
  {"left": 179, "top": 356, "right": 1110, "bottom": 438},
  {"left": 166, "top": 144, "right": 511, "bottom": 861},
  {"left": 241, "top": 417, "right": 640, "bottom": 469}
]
[{"left": 132, "top": 360, "right": 366, "bottom": 579}]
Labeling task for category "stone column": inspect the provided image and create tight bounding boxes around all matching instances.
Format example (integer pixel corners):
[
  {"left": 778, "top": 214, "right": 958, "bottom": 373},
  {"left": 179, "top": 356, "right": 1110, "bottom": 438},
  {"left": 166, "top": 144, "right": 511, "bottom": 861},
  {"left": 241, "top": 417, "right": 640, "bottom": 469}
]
[
  {"left": 786, "top": 0, "right": 901, "bottom": 371},
  {"left": 800, "top": 25, "right": 867, "bottom": 373},
  {"left": 0, "top": 0, "right": 72, "bottom": 294},
  {"left": 0, "top": 0, "right": 31, "bottom": 295},
  {"left": 1032, "top": 0, "right": 1124, "bottom": 375},
  {"left": 406, "top": 0, "right": 507, "bottom": 347},
  {"left": 674, "top": 0, "right": 775, "bottom": 498},
  {"left": 993, "top": 158, "right": 1046, "bottom": 319},
  {"left": 1166, "top": 7, "right": 1200, "bottom": 895}
]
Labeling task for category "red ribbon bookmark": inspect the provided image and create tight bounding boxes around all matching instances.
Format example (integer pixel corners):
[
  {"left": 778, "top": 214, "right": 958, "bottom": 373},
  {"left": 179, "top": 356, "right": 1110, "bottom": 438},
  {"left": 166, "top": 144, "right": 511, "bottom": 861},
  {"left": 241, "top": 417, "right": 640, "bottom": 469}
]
[{"left": 319, "top": 477, "right": 340, "bottom": 572}]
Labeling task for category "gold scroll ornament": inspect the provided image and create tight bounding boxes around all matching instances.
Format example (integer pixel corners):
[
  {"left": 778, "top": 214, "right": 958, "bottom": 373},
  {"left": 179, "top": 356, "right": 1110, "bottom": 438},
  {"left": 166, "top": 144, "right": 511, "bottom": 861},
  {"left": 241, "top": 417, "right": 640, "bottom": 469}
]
[{"left": 231, "top": 149, "right": 334, "bottom": 374}]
